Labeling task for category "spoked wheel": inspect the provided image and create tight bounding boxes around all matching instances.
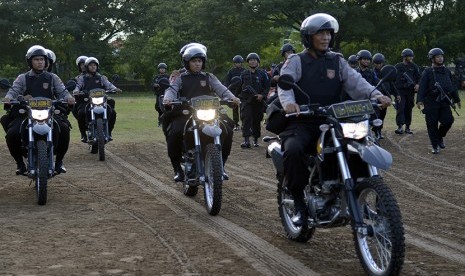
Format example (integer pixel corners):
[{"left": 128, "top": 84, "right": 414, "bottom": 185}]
[
  {"left": 203, "top": 144, "right": 223, "bottom": 216},
  {"left": 36, "top": 140, "right": 49, "bottom": 205},
  {"left": 96, "top": 118, "right": 105, "bottom": 161},
  {"left": 277, "top": 175, "right": 314, "bottom": 242},
  {"left": 354, "top": 178, "right": 405, "bottom": 276}
]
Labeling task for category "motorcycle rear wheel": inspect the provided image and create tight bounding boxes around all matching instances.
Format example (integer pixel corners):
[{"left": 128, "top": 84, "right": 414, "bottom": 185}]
[
  {"left": 354, "top": 177, "right": 405, "bottom": 276},
  {"left": 203, "top": 144, "right": 223, "bottom": 216},
  {"left": 96, "top": 118, "right": 105, "bottom": 161},
  {"left": 277, "top": 175, "right": 314, "bottom": 242},
  {"left": 36, "top": 140, "right": 48, "bottom": 205}
]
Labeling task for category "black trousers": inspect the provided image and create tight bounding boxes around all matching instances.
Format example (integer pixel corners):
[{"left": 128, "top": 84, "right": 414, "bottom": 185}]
[
  {"left": 165, "top": 115, "right": 233, "bottom": 172},
  {"left": 5, "top": 115, "right": 70, "bottom": 165},
  {"left": 232, "top": 105, "right": 240, "bottom": 126},
  {"left": 240, "top": 101, "right": 264, "bottom": 138},
  {"left": 423, "top": 103, "right": 454, "bottom": 146},
  {"left": 396, "top": 90, "right": 415, "bottom": 127}
]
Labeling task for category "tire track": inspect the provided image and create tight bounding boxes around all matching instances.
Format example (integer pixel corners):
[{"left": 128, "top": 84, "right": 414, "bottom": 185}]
[
  {"left": 62, "top": 178, "right": 199, "bottom": 275},
  {"left": 106, "top": 150, "right": 319, "bottom": 276}
]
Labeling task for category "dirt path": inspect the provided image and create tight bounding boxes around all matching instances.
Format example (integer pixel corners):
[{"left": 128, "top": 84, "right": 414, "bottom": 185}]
[{"left": 1, "top": 128, "right": 465, "bottom": 275}]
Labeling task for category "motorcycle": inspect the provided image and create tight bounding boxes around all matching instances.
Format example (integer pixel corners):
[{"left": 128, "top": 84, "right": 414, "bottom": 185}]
[
  {"left": 1, "top": 79, "right": 75, "bottom": 205},
  {"left": 73, "top": 88, "right": 116, "bottom": 161},
  {"left": 264, "top": 69, "right": 405, "bottom": 275},
  {"left": 159, "top": 77, "right": 240, "bottom": 216}
]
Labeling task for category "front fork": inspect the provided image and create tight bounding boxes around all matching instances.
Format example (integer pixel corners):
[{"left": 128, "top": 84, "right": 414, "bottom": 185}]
[
  {"left": 27, "top": 119, "right": 54, "bottom": 177},
  {"left": 331, "top": 128, "right": 364, "bottom": 228},
  {"left": 89, "top": 105, "right": 109, "bottom": 139},
  {"left": 191, "top": 120, "right": 223, "bottom": 183}
]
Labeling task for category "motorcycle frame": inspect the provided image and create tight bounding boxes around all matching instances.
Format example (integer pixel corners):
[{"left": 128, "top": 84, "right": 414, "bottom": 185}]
[{"left": 87, "top": 95, "right": 110, "bottom": 142}]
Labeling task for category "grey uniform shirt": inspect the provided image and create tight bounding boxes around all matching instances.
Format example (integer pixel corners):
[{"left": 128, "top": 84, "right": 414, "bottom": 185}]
[
  {"left": 5, "top": 70, "right": 72, "bottom": 100},
  {"left": 164, "top": 71, "right": 236, "bottom": 102},
  {"left": 73, "top": 73, "right": 117, "bottom": 92},
  {"left": 278, "top": 53, "right": 383, "bottom": 107}
]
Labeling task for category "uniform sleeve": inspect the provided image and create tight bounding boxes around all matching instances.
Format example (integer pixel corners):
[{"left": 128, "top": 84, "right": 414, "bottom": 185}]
[
  {"left": 101, "top": 76, "right": 117, "bottom": 91},
  {"left": 5, "top": 74, "right": 26, "bottom": 100},
  {"left": 340, "top": 58, "right": 383, "bottom": 100},
  {"left": 448, "top": 70, "right": 460, "bottom": 103},
  {"left": 210, "top": 74, "right": 235, "bottom": 99},
  {"left": 416, "top": 70, "right": 429, "bottom": 103},
  {"left": 277, "top": 54, "right": 301, "bottom": 107},
  {"left": 261, "top": 70, "right": 270, "bottom": 97},
  {"left": 73, "top": 75, "right": 84, "bottom": 92},
  {"left": 163, "top": 75, "right": 182, "bottom": 102},
  {"left": 52, "top": 73, "right": 71, "bottom": 100}
]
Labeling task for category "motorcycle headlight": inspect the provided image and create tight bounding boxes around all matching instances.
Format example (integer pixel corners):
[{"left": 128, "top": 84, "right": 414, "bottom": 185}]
[
  {"left": 31, "top": 109, "right": 50, "bottom": 121},
  {"left": 340, "top": 120, "right": 369, "bottom": 139},
  {"left": 91, "top": 97, "right": 105, "bottom": 105},
  {"left": 196, "top": 109, "right": 216, "bottom": 121}
]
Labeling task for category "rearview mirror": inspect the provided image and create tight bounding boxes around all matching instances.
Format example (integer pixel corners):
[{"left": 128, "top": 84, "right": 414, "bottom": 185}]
[
  {"left": 158, "top": 77, "right": 170, "bottom": 90},
  {"left": 0, "top": 79, "right": 11, "bottom": 90},
  {"left": 277, "top": 74, "right": 295, "bottom": 90},
  {"left": 380, "top": 65, "right": 397, "bottom": 82},
  {"left": 111, "top": 74, "right": 120, "bottom": 83},
  {"left": 228, "top": 76, "right": 242, "bottom": 90},
  {"left": 65, "top": 80, "right": 76, "bottom": 92}
]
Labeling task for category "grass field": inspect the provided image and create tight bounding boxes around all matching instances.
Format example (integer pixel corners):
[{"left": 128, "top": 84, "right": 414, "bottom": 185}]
[{"left": 68, "top": 91, "right": 465, "bottom": 144}]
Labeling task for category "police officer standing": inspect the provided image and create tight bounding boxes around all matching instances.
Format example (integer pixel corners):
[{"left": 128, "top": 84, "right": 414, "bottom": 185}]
[
  {"left": 356, "top": 50, "right": 378, "bottom": 85},
  {"left": 239, "top": 52, "right": 270, "bottom": 148},
  {"left": 2, "top": 45, "right": 75, "bottom": 175},
  {"left": 394, "top": 48, "right": 421, "bottom": 134},
  {"left": 348, "top": 54, "right": 358, "bottom": 69},
  {"left": 373, "top": 53, "right": 400, "bottom": 139},
  {"left": 271, "top": 44, "right": 296, "bottom": 91},
  {"left": 416, "top": 48, "right": 461, "bottom": 154},
  {"left": 163, "top": 45, "right": 240, "bottom": 182},
  {"left": 74, "top": 57, "right": 121, "bottom": 143},
  {"left": 224, "top": 55, "right": 245, "bottom": 130},
  {"left": 153, "top": 62, "right": 169, "bottom": 127},
  {"left": 277, "top": 13, "right": 391, "bottom": 226}
]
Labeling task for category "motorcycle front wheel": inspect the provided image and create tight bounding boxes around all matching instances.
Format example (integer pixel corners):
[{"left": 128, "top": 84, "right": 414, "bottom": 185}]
[
  {"left": 277, "top": 175, "right": 315, "bottom": 242},
  {"left": 96, "top": 118, "right": 105, "bottom": 161},
  {"left": 354, "top": 178, "right": 405, "bottom": 276},
  {"left": 203, "top": 144, "right": 223, "bottom": 216},
  {"left": 36, "top": 140, "right": 49, "bottom": 205}
]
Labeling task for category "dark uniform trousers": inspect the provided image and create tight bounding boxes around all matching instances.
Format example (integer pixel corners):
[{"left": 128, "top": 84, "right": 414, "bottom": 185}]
[
  {"left": 240, "top": 100, "right": 264, "bottom": 138},
  {"left": 423, "top": 102, "right": 453, "bottom": 146},
  {"left": 396, "top": 89, "right": 415, "bottom": 127}
]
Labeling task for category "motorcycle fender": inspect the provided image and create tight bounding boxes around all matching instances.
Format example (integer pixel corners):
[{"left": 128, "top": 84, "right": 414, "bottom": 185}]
[
  {"left": 93, "top": 106, "right": 105, "bottom": 114},
  {"left": 349, "top": 141, "right": 392, "bottom": 170},
  {"left": 32, "top": 123, "right": 51, "bottom": 136},
  {"left": 267, "top": 142, "right": 284, "bottom": 174},
  {"left": 201, "top": 124, "right": 222, "bottom": 138}
]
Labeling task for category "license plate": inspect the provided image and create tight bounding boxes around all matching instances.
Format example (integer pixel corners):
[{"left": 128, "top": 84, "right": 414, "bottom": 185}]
[
  {"left": 29, "top": 99, "right": 52, "bottom": 108},
  {"left": 89, "top": 89, "right": 105, "bottom": 97},
  {"left": 191, "top": 96, "right": 220, "bottom": 110},
  {"left": 329, "top": 100, "right": 374, "bottom": 118}
]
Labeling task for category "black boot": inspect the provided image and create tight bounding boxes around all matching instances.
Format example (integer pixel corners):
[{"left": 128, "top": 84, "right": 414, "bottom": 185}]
[
  {"left": 173, "top": 165, "right": 184, "bottom": 182},
  {"left": 240, "top": 137, "right": 251, "bottom": 148},
  {"left": 253, "top": 137, "right": 259, "bottom": 147},
  {"left": 16, "top": 162, "right": 27, "bottom": 176},
  {"left": 291, "top": 191, "right": 307, "bottom": 226}
]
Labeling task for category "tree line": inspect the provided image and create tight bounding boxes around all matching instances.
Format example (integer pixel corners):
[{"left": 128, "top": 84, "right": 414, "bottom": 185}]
[{"left": 0, "top": 0, "right": 463, "bottom": 87}]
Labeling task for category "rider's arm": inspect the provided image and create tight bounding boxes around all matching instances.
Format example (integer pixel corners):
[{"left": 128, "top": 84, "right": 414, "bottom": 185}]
[
  {"left": 277, "top": 54, "right": 301, "bottom": 107},
  {"left": 5, "top": 74, "right": 26, "bottom": 100},
  {"left": 73, "top": 75, "right": 84, "bottom": 93},
  {"left": 51, "top": 73, "right": 71, "bottom": 100},
  {"left": 163, "top": 75, "right": 182, "bottom": 103},
  {"left": 101, "top": 75, "right": 118, "bottom": 91},
  {"left": 340, "top": 58, "right": 383, "bottom": 100},
  {"left": 210, "top": 74, "right": 235, "bottom": 99}
]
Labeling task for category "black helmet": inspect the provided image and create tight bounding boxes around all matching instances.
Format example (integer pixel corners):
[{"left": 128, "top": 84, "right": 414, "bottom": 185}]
[
  {"left": 428, "top": 48, "right": 444, "bottom": 60},
  {"left": 357, "top": 50, "right": 372, "bottom": 61},
  {"left": 26, "top": 45, "right": 49, "bottom": 69},
  {"left": 401, "top": 48, "right": 414, "bottom": 58},
  {"left": 372, "top": 53, "right": 385, "bottom": 64},
  {"left": 280, "top": 44, "right": 296, "bottom": 57},
  {"left": 182, "top": 46, "right": 207, "bottom": 69},
  {"left": 300, "top": 13, "right": 339, "bottom": 49},
  {"left": 157, "top": 63, "right": 167, "bottom": 69},
  {"left": 233, "top": 55, "right": 244, "bottom": 63},
  {"left": 348, "top": 55, "right": 358, "bottom": 65},
  {"left": 246, "top": 52, "right": 260, "bottom": 63}
]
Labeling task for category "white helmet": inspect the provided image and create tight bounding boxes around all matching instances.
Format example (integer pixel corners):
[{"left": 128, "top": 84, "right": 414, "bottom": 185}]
[{"left": 76, "top": 55, "right": 88, "bottom": 66}]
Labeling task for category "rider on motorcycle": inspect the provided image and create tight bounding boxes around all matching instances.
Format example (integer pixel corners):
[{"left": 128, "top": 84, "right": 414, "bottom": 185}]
[
  {"left": 163, "top": 45, "right": 240, "bottom": 182},
  {"left": 2, "top": 45, "right": 75, "bottom": 175},
  {"left": 73, "top": 57, "right": 121, "bottom": 142},
  {"left": 277, "top": 13, "right": 391, "bottom": 226}
]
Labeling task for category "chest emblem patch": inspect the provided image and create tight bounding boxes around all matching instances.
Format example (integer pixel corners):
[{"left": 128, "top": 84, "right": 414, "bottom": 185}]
[
  {"left": 42, "top": 83, "right": 49, "bottom": 90},
  {"left": 200, "top": 80, "right": 207, "bottom": 87},
  {"left": 327, "top": 69, "right": 335, "bottom": 79}
]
